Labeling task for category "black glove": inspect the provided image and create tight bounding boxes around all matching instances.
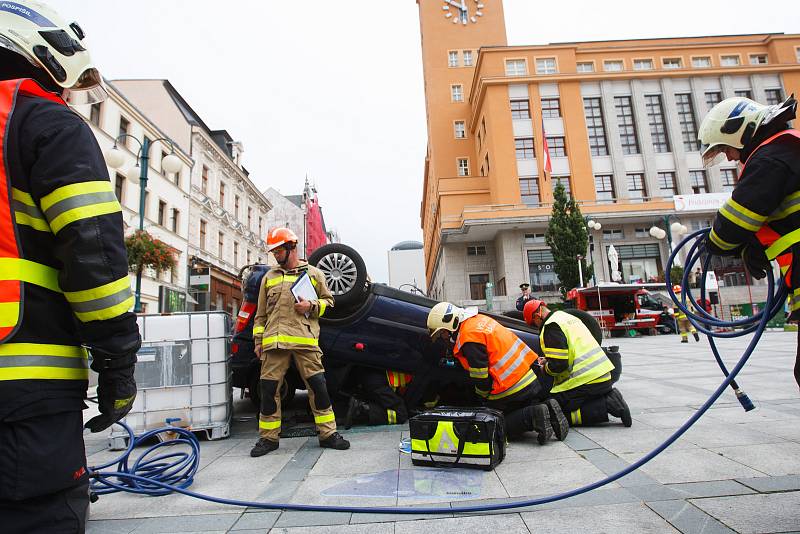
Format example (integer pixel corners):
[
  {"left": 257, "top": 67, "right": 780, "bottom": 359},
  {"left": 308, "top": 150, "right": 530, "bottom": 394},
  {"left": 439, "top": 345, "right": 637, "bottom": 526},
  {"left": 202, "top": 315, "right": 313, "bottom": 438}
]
[
  {"left": 741, "top": 244, "right": 770, "bottom": 280},
  {"left": 85, "top": 357, "right": 137, "bottom": 433}
]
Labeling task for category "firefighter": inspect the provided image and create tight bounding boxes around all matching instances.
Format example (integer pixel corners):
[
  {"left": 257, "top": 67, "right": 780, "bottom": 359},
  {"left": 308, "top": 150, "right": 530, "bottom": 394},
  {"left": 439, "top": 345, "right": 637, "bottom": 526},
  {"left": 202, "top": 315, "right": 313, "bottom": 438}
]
[
  {"left": 672, "top": 285, "right": 700, "bottom": 343},
  {"left": 427, "top": 302, "right": 569, "bottom": 444},
  {"left": 250, "top": 227, "right": 349, "bottom": 457},
  {"left": 698, "top": 94, "right": 800, "bottom": 389},
  {"left": 523, "top": 300, "right": 632, "bottom": 427},
  {"left": 0, "top": 3, "right": 141, "bottom": 532},
  {"left": 344, "top": 368, "right": 440, "bottom": 428}
]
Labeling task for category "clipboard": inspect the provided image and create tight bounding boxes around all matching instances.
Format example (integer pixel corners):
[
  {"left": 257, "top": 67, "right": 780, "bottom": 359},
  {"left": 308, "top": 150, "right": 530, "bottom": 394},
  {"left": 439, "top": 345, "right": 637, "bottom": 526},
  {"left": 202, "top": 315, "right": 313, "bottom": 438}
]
[{"left": 290, "top": 272, "right": 317, "bottom": 318}]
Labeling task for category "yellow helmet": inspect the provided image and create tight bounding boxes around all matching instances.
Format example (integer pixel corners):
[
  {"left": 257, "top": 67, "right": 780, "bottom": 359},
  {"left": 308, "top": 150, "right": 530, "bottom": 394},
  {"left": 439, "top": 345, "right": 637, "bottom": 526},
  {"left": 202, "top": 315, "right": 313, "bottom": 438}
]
[
  {"left": 0, "top": 1, "right": 106, "bottom": 103},
  {"left": 427, "top": 302, "right": 463, "bottom": 338}
]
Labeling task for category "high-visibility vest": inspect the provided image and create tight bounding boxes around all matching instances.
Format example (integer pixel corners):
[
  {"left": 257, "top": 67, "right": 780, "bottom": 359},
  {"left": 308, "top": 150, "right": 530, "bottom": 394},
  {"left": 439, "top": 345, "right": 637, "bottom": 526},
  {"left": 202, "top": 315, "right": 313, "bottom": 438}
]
[
  {"left": 541, "top": 311, "right": 613, "bottom": 394},
  {"left": 386, "top": 370, "right": 413, "bottom": 392},
  {"left": 0, "top": 79, "right": 88, "bottom": 381},
  {"left": 454, "top": 314, "right": 538, "bottom": 399}
]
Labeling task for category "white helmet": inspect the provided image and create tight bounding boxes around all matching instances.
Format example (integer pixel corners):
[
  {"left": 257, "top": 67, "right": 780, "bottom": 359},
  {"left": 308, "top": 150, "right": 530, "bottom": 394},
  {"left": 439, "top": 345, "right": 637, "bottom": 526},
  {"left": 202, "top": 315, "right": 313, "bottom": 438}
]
[
  {"left": 0, "top": 1, "right": 106, "bottom": 103},
  {"left": 427, "top": 302, "right": 478, "bottom": 338}
]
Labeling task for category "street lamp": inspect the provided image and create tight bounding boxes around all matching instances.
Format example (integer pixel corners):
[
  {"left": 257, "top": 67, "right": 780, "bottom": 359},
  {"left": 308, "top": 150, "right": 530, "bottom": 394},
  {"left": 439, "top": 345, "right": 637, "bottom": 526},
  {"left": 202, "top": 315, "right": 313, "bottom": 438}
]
[
  {"left": 648, "top": 215, "right": 688, "bottom": 253},
  {"left": 585, "top": 219, "right": 601, "bottom": 285},
  {"left": 104, "top": 135, "right": 182, "bottom": 313}
]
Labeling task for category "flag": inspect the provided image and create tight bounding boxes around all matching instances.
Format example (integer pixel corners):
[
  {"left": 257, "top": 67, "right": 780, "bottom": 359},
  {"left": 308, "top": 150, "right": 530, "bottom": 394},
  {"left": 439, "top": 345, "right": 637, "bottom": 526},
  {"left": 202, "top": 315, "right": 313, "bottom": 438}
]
[{"left": 541, "top": 119, "right": 552, "bottom": 177}]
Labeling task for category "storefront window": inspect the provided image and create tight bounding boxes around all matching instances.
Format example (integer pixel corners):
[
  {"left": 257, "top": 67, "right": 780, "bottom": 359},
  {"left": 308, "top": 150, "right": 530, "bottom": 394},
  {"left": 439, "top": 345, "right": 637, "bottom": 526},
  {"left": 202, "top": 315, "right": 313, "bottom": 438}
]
[
  {"left": 611, "top": 244, "right": 662, "bottom": 283},
  {"left": 528, "top": 249, "right": 559, "bottom": 292}
]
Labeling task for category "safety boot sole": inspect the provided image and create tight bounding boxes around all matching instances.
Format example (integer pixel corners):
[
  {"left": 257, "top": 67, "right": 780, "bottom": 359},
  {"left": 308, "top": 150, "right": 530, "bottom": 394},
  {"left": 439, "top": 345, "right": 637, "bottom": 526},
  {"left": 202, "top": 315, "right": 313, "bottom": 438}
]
[
  {"left": 607, "top": 388, "right": 632, "bottom": 427},
  {"left": 530, "top": 404, "right": 553, "bottom": 445},
  {"left": 546, "top": 399, "right": 569, "bottom": 441}
]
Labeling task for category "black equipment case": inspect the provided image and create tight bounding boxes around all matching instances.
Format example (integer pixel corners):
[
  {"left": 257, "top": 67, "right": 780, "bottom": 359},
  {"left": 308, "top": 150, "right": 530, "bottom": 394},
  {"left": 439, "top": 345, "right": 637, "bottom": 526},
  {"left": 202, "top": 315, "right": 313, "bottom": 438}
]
[{"left": 409, "top": 406, "right": 506, "bottom": 470}]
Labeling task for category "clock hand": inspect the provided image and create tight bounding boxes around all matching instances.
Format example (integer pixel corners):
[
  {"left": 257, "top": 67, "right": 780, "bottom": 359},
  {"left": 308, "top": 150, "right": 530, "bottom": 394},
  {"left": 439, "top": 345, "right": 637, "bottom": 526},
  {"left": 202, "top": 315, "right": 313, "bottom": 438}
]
[
  {"left": 460, "top": 0, "right": 468, "bottom": 23},
  {"left": 444, "top": 0, "right": 462, "bottom": 8}
]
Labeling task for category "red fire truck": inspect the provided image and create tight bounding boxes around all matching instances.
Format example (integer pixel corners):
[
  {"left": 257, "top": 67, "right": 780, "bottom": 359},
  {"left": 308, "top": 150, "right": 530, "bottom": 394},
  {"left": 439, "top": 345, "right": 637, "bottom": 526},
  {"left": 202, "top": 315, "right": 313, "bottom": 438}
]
[{"left": 565, "top": 283, "right": 671, "bottom": 335}]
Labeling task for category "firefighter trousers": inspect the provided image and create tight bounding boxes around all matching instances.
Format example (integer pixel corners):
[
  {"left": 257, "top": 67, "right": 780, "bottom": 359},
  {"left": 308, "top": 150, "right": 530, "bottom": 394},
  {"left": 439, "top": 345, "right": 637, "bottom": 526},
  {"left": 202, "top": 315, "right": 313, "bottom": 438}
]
[
  {"left": 258, "top": 348, "right": 336, "bottom": 441},
  {"left": 358, "top": 368, "right": 409, "bottom": 425}
]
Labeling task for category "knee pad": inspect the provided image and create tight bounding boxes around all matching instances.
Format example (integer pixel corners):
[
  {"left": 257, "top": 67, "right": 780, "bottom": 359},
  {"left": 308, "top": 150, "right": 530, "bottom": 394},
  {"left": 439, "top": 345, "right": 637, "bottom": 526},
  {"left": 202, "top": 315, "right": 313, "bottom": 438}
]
[
  {"left": 260, "top": 379, "right": 279, "bottom": 415},
  {"left": 306, "top": 372, "right": 331, "bottom": 410}
]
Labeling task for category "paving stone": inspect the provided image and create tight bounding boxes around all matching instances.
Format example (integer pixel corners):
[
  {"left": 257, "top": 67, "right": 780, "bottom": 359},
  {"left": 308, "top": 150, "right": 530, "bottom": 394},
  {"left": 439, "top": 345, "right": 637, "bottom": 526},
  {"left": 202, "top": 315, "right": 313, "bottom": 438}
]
[
  {"left": 578, "top": 448, "right": 659, "bottom": 487},
  {"left": 309, "top": 448, "right": 398, "bottom": 476},
  {"left": 576, "top": 426, "right": 694, "bottom": 455},
  {"left": 710, "top": 442, "right": 800, "bottom": 476},
  {"left": 736, "top": 474, "right": 800, "bottom": 493},
  {"left": 505, "top": 438, "right": 578, "bottom": 462},
  {"left": 520, "top": 502, "right": 680, "bottom": 533},
  {"left": 665, "top": 480, "right": 756, "bottom": 498},
  {"left": 564, "top": 429, "right": 602, "bottom": 451},
  {"left": 619, "top": 447, "right": 764, "bottom": 484},
  {"left": 350, "top": 502, "right": 454, "bottom": 523},
  {"left": 288, "top": 474, "right": 398, "bottom": 506},
  {"left": 271, "top": 523, "right": 395, "bottom": 534},
  {"left": 130, "top": 514, "right": 240, "bottom": 533},
  {"left": 272, "top": 510, "right": 352, "bottom": 528},
  {"left": 394, "top": 513, "right": 529, "bottom": 533},
  {"left": 496, "top": 454, "right": 620, "bottom": 497},
  {"left": 646, "top": 500, "right": 735, "bottom": 534},
  {"left": 690, "top": 491, "right": 800, "bottom": 534},
  {"left": 87, "top": 518, "right": 143, "bottom": 534},
  {"left": 229, "top": 511, "right": 281, "bottom": 530},
  {"left": 624, "top": 484, "right": 684, "bottom": 502}
]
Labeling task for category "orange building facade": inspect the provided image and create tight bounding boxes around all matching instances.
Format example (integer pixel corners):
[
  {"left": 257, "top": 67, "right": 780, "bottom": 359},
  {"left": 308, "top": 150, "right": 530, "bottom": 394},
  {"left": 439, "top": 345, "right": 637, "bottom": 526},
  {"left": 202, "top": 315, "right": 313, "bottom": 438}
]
[{"left": 416, "top": 0, "right": 800, "bottom": 308}]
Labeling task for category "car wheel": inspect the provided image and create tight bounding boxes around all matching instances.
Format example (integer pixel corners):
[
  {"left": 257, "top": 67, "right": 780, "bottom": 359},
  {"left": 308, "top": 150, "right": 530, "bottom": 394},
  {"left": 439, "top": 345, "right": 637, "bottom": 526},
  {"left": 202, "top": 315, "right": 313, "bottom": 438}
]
[
  {"left": 564, "top": 308, "right": 603, "bottom": 345},
  {"left": 308, "top": 243, "right": 368, "bottom": 307}
]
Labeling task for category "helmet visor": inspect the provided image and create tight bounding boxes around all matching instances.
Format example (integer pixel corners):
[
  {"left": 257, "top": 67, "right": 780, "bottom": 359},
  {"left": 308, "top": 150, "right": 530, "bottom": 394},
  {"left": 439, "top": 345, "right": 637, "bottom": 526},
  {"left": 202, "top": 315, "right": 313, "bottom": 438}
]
[{"left": 701, "top": 144, "right": 729, "bottom": 168}]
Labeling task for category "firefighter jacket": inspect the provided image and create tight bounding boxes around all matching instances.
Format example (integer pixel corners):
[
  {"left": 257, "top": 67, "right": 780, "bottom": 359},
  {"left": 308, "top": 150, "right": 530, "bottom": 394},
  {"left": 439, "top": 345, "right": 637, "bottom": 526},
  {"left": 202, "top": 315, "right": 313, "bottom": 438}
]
[
  {"left": 707, "top": 128, "right": 800, "bottom": 313},
  {"left": 453, "top": 314, "right": 538, "bottom": 400},
  {"left": 252, "top": 260, "right": 334, "bottom": 353},
  {"left": 0, "top": 79, "right": 140, "bottom": 420},
  {"left": 540, "top": 311, "right": 613, "bottom": 394}
]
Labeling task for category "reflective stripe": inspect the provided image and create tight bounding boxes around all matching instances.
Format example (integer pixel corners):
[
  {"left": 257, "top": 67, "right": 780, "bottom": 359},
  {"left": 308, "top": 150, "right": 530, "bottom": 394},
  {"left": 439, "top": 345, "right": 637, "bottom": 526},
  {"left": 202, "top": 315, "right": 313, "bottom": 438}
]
[
  {"left": 492, "top": 339, "right": 523, "bottom": 372},
  {"left": 544, "top": 347, "right": 568, "bottom": 355},
  {"left": 387, "top": 409, "right": 397, "bottom": 424},
  {"left": 589, "top": 372, "right": 612, "bottom": 384},
  {"left": 571, "top": 409, "right": 582, "bottom": 426},
  {"left": 253, "top": 326, "right": 265, "bottom": 335},
  {"left": 0, "top": 343, "right": 89, "bottom": 381},
  {"left": 315, "top": 412, "right": 335, "bottom": 424},
  {"left": 468, "top": 366, "right": 488, "bottom": 379},
  {"left": 573, "top": 346, "right": 604, "bottom": 368},
  {"left": 570, "top": 353, "right": 611, "bottom": 381},
  {"left": 486, "top": 369, "right": 536, "bottom": 400},
  {"left": 719, "top": 198, "right": 766, "bottom": 232},
  {"left": 497, "top": 346, "right": 533, "bottom": 381},
  {"left": 262, "top": 335, "right": 319, "bottom": 347},
  {"left": 0, "top": 257, "right": 60, "bottom": 292},
  {"left": 709, "top": 228, "right": 739, "bottom": 251},
  {"left": 40, "top": 181, "right": 121, "bottom": 234},
  {"left": 64, "top": 276, "right": 133, "bottom": 321},
  {"left": 769, "top": 191, "right": 800, "bottom": 221},
  {"left": 12, "top": 188, "right": 49, "bottom": 232},
  {"left": 318, "top": 301, "right": 327, "bottom": 317},
  {"left": 765, "top": 227, "right": 800, "bottom": 260},
  {"left": 790, "top": 290, "right": 800, "bottom": 312},
  {"left": 266, "top": 274, "right": 299, "bottom": 288},
  {"left": 0, "top": 301, "right": 19, "bottom": 327},
  {"left": 259, "top": 419, "right": 281, "bottom": 430}
]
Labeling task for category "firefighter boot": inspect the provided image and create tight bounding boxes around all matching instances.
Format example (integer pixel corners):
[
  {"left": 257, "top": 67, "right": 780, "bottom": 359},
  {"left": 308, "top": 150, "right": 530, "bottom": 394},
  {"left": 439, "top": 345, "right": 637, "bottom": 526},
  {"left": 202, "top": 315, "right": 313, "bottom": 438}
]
[
  {"left": 527, "top": 403, "right": 553, "bottom": 445},
  {"left": 606, "top": 388, "right": 632, "bottom": 427},
  {"left": 546, "top": 398, "right": 569, "bottom": 441},
  {"left": 250, "top": 438, "right": 279, "bottom": 457},
  {"left": 319, "top": 432, "right": 351, "bottom": 450},
  {"left": 344, "top": 397, "right": 369, "bottom": 430},
  {"left": 693, "top": 331, "right": 700, "bottom": 342}
]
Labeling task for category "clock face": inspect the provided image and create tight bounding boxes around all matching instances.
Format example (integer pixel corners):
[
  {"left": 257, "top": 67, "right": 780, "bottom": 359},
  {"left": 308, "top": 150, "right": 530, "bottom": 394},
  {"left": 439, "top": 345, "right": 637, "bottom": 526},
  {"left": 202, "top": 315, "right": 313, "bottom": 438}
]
[{"left": 442, "top": 0, "right": 485, "bottom": 26}]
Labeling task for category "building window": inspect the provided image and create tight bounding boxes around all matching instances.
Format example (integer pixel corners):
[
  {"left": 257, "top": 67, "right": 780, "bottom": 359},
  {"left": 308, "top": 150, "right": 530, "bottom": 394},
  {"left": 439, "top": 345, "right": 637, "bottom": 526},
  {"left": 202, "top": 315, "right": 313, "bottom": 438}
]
[
  {"left": 233, "top": 242, "right": 239, "bottom": 267},
  {"left": 89, "top": 102, "right": 102, "bottom": 127},
  {"left": 720, "top": 168, "right": 738, "bottom": 192},
  {"left": 584, "top": 97, "right": 609, "bottom": 156},
  {"left": 457, "top": 158, "right": 469, "bottom": 176},
  {"left": 627, "top": 173, "right": 647, "bottom": 202},
  {"left": 689, "top": 170, "right": 708, "bottom": 194},
  {"left": 535, "top": 57, "right": 557, "bottom": 74},
  {"left": 519, "top": 177, "right": 540, "bottom": 206},
  {"left": 219, "top": 182, "right": 226, "bottom": 207},
  {"left": 720, "top": 55, "right": 740, "bottom": 66},
  {"left": 633, "top": 59, "right": 653, "bottom": 71},
  {"left": 614, "top": 96, "right": 640, "bottom": 155},
  {"left": 797, "top": 47, "right": 800, "bottom": 63},
  {"left": 451, "top": 84, "right": 464, "bottom": 102},
  {"left": 657, "top": 171, "right": 677, "bottom": 196},
  {"left": 552, "top": 176, "right": 571, "bottom": 196},
  {"left": 662, "top": 57, "right": 682, "bottom": 69},
  {"left": 692, "top": 56, "right": 712, "bottom": 68},
  {"left": 645, "top": 94, "right": 670, "bottom": 153},
  {"left": 463, "top": 50, "right": 473, "bottom": 67},
  {"left": 505, "top": 59, "right": 527, "bottom": 76},
  {"left": 170, "top": 208, "right": 179, "bottom": 233},
  {"left": 200, "top": 220, "right": 207, "bottom": 250},
  {"left": 515, "top": 137, "right": 535, "bottom": 159},
  {"left": 705, "top": 91, "right": 722, "bottom": 111},
  {"left": 218, "top": 231, "right": 224, "bottom": 257},
  {"left": 469, "top": 273, "right": 490, "bottom": 300},
  {"left": 541, "top": 97, "right": 561, "bottom": 118},
  {"left": 749, "top": 54, "right": 768, "bottom": 65},
  {"left": 525, "top": 233, "right": 546, "bottom": 244},
  {"left": 201, "top": 165, "right": 209, "bottom": 194},
  {"left": 547, "top": 136, "right": 567, "bottom": 157},
  {"left": 234, "top": 195, "right": 240, "bottom": 218},
  {"left": 765, "top": 88, "right": 784, "bottom": 105},
  {"left": 448, "top": 50, "right": 459, "bottom": 67},
  {"left": 467, "top": 245, "right": 486, "bottom": 256},
  {"left": 510, "top": 98, "right": 531, "bottom": 119},
  {"left": 247, "top": 207, "right": 252, "bottom": 228},
  {"left": 634, "top": 228, "right": 651, "bottom": 238},
  {"left": 157, "top": 200, "right": 166, "bottom": 226},
  {"left": 527, "top": 249, "right": 559, "bottom": 292},
  {"left": 118, "top": 116, "right": 129, "bottom": 143},
  {"left": 114, "top": 173, "right": 125, "bottom": 203},
  {"left": 603, "top": 229, "right": 624, "bottom": 240},
  {"left": 594, "top": 175, "right": 615, "bottom": 204},
  {"left": 603, "top": 60, "right": 623, "bottom": 72},
  {"left": 454, "top": 120, "right": 466, "bottom": 139},
  {"left": 258, "top": 216, "right": 263, "bottom": 237},
  {"left": 734, "top": 89, "right": 752, "bottom": 99},
  {"left": 576, "top": 62, "right": 595, "bottom": 73},
  {"left": 675, "top": 93, "right": 700, "bottom": 152}
]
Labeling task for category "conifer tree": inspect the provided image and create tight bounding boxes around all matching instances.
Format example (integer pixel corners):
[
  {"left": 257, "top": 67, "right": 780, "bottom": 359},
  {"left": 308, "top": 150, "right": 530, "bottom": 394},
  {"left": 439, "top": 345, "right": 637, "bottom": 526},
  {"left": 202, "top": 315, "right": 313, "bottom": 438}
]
[{"left": 545, "top": 182, "right": 593, "bottom": 298}]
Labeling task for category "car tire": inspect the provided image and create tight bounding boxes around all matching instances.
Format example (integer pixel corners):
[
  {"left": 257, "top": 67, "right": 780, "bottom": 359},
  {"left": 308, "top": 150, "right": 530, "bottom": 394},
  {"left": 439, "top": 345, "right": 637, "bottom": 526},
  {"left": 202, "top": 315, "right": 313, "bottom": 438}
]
[
  {"left": 564, "top": 308, "right": 603, "bottom": 345},
  {"left": 308, "top": 243, "right": 368, "bottom": 308}
]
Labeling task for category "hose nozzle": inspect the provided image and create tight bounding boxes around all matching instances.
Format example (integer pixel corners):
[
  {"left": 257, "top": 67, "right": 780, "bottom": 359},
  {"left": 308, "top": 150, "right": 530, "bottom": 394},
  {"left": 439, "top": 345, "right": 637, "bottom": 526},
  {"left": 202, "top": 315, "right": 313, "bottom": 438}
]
[{"left": 734, "top": 388, "right": 756, "bottom": 411}]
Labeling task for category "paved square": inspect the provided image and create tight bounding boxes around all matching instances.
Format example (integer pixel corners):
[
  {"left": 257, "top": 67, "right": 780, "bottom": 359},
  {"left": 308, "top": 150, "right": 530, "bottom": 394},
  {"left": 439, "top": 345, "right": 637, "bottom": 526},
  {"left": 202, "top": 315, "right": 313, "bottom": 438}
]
[{"left": 86, "top": 332, "right": 799, "bottom": 533}]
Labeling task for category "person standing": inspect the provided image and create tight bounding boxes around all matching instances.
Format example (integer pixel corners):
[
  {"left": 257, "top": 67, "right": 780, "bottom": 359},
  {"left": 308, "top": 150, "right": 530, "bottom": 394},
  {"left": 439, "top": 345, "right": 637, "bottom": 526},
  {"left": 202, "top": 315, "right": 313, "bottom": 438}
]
[
  {"left": 523, "top": 300, "right": 632, "bottom": 427},
  {"left": 516, "top": 282, "right": 534, "bottom": 311},
  {"left": 427, "top": 302, "right": 569, "bottom": 445},
  {"left": 0, "top": 3, "right": 141, "bottom": 532},
  {"left": 250, "top": 227, "right": 349, "bottom": 456},
  {"left": 698, "top": 94, "right": 800, "bottom": 389},
  {"left": 672, "top": 285, "right": 700, "bottom": 343}
]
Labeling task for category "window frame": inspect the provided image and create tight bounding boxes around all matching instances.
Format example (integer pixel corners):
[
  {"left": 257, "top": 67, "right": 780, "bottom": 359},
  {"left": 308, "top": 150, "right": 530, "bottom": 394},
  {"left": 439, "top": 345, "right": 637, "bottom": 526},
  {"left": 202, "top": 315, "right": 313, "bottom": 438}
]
[
  {"left": 632, "top": 58, "right": 654, "bottom": 71},
  {"left": 720, "top": 54, "right": 741, "bottom": 67},
  {"left": 584, "top": 97, "right": 609, "bottom": 157},
  {"left": 749, "top": 54, "right": 768, "bottom": 65},
  {"left": 468, "top": 273, "right": 490, "bottom": 301},
  {"left": 704, "top": 91, "right": 722, "bottom": 111},
  {"left": 505, "top": 58, "right": 528, "bottom": 76},
  {"left": 691, "top": 55, "right": 712, "bottom": 68},
  {"left": 626, "top": 173, "right": 647, "bottom": 202},
  {"left": 576, "top": 61, "right": 595, "bottom": 73},
  {"left": 603, "top": 59, "right": 624, "bottom": 72},
  {"left": 657, "top": 171, "right": 677, "bottom": 196},
  {"left": 448, "top": 50, "right": 459, "bottom": 68},
  {"left": 515, "top": 137, "right": 536, "bottom": 159},
  {"left": 450, "top": 84, "right": 464, "bottom": 103},
  {"left": 614, "top": 95, "right": 640, "bottom": 155},
  {"left": 594, "top": 174, "right": 615, "bottom": 204},
  {"left": 675, "top": 93, "right": 700, "bottom": 152},
  {"left": 519, "top": 176, "right": 540, "bottom": 207},
  {"left": 541, "top": 97, "right": 561, "bottom": 118},
  {"left": 535, "top": 57, "right": 558, "bottom": 75},
  {"left": 551, "top": 176, "right": 572, "bottom": 197},
  {"left": 510, "top": 98, "right": 531, "bottom": 119},
  {"left": 547, "top": 136, "right": 567, "bottom": 157},
  {"left": 662, "top": 57, "right": 683, "bottom": 69},
  {"left": 764, "top": 88, "right": 784, "bottom": 106},
  {"left": 457, "top": 157, "right": 470, "bottom": 177},
  {"left": 689, "top": 170, "right": 708, "bottom": 194},
  {"left": 644, "top": 94, "right": 671, "bottom": 153},
  {"left": 720, "top": 167, "right": 738, "bottom": 192},
  {"left": 454, "top": 120, "right": 466, "bottom": 139},
  {"left": 462, "top": 49, "right": 474, "bottom": 67}
]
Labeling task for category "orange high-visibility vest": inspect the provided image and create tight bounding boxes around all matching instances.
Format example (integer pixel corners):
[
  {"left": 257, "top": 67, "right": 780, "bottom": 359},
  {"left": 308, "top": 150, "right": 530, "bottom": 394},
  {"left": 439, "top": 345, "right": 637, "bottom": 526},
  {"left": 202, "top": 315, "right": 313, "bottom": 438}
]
[{"left": 386, "top": 370, "right": 413, "bottom": 391}]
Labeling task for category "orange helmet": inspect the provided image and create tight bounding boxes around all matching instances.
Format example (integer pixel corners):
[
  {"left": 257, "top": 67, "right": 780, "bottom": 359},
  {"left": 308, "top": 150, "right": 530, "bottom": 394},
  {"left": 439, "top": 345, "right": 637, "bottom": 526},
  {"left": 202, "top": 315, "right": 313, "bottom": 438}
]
[
  {"left": 523, "top": 299, "right": 546, "bottom": 325},
  {"left": 672, "top": 284, "right": 682, "bottom": 294},
  {"left": 266, "top": 227, "right": 299, "bottom": 252}
]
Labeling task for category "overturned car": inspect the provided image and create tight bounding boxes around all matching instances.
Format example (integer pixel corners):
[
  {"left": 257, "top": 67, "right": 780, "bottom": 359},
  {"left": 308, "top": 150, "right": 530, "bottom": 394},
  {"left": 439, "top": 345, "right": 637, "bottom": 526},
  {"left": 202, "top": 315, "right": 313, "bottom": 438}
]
[{"left": 230, "top": 243, "right": 618, "bottom": 412}]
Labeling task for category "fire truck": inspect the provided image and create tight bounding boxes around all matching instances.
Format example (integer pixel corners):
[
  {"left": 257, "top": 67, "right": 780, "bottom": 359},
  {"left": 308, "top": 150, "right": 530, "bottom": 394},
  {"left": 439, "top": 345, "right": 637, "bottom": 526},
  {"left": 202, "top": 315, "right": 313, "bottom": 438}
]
[{"left": 565, "top": 283, "right": 672, "bottom": 336}]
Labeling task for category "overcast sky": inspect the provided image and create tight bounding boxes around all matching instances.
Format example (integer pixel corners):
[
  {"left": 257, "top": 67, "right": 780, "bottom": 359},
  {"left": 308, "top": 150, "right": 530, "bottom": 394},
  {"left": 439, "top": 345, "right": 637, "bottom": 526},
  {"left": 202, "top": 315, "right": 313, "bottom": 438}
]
[{"left": 47, "top": 0, "right": 799, "bottom": 283}]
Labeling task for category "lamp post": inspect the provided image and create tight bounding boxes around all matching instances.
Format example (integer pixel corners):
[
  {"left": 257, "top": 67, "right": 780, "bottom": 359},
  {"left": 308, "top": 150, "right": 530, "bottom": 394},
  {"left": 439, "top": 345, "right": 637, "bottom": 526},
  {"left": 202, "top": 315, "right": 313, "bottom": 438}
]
[
  {"left": 649, "top": 215, "right": 688, "bottom": 283},
  {"left": 586, "top": 219, "right": 602, "bottom": 285},
  {"left": 104, "top": 135, "right": 182, "bottom": 313}
]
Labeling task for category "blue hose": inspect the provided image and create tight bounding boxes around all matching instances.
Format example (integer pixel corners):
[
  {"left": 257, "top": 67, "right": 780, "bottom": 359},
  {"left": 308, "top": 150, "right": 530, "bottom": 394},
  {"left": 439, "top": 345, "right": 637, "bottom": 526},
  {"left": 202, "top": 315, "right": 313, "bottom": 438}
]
[{"left": 90, "top": 228, "right": 781, "bottom": 513}]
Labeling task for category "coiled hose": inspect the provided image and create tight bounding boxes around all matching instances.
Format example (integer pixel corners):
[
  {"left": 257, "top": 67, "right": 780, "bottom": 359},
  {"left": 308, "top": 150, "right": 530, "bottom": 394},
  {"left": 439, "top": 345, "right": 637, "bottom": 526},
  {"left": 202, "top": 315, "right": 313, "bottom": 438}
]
[{"left": 90, "top": 228, "right": 783, "bottom": 513}]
